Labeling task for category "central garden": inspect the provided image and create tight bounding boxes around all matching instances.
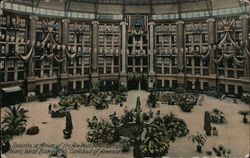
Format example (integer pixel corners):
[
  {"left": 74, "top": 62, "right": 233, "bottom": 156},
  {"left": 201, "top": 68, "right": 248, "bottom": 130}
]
[{"left": 1, "top": 88, "right": 249, "bottom": 158}]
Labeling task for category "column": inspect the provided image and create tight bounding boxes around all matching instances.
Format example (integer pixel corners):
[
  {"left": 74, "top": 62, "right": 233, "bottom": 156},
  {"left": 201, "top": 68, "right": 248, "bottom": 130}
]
[
  {"left": 176, "top": 20, "right": 185, "bottom": 86},
  {"left": 73, "top": 60, "right": 76, "bottom": 75},
  {"left": 241, "top": 14, "right": 250, "bottom": 78},
  {"left": 91, "top": 21, "right": 99, "bottom": 85},
  {"left": 234, "top": 85, "right": 238, "bottom": 95},
  {"left": 62, "top": 19, "right": 69, "bottom": 74},
  {"left": 60, "top": 19, "right": 70, "bottom": 91},
  {"left": 177, "top": 20, "right": 184, "bottom": 73},
  {"left": 49, "top": 83, "right": 52, "bottom": 92},
  {"left": 14, "top": 61, "right": 18, "bottom": 81},
  {"left": 207, "top": 18, "right": 216, "bottom": 75},
  {"left": 120, "top": 22, "right": 127, "bottom": 73},
  {"left": 91, "top": 21, "right": 99, "bottom": 74},
  {"left": 148, "top": 21, "right": 155, "bottom": 75},
  {"left": 27, "top": 15, "right": 36, "bottom": 77},
  {"left": 120, "top": 22, "right": 128, "bottom": 86},
  {"left": 192, "top": 58, "right": 195, "bottom": 75},
  {"left": 241, "top": 14, "right": 250, "bottom": 94},
  {"left": 225, "top": 84, "right": 229, "bottom": 94},
  {"left": 73, "top": 81, "right": 76, "bottom": 89},
  {"left": 40, "top": 84, "right": 43, "bottom": 94},
  {"left": 26, "top": 15, "right": 37, "bottom": 94},
  {"left": 148, "top": 21, "right": 155, "bottom": 89}
]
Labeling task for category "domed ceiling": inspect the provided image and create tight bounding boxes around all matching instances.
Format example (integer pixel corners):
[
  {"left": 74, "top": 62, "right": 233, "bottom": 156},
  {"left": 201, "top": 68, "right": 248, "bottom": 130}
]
[{"left": 70, "top": 0, "right": 205, "bottom": 5}]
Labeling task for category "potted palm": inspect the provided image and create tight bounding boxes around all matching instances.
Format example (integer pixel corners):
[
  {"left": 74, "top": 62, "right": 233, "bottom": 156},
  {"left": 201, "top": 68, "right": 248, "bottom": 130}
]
[
  {"left": 2, "top": 103, "right": 28, "bottom": 135},
  {"left": 238, "top": 110, "right": 250, "bottom": 123},
  {"left": 188, "top": 132, "right": 207, "bottom": 153}
]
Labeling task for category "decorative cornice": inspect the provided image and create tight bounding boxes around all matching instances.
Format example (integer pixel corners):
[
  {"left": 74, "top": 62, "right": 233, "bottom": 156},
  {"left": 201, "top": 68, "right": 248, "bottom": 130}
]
[
  {"left": 29, "top": 15, "right": 38, "bottom": 20},
  {"left": 206, "top": 18, "right": 215, "bottom": 23},
  {"left": 92, "top": 21, "right": 99, "bottom": 25},
  {"left": 120, "top": 21, "right": 127, "bottom": 26},
  {"left": 62, "top": 19, "right": 70, "bottom": 23},
  {"left": 239, "top": 14, "right": 249, "bottom": 19},
  {"left": 176, "top": 20, "right": 184, "bottom": 25},
  {"left": 148, "top": 21, "right": 155, "bottom": 26}
]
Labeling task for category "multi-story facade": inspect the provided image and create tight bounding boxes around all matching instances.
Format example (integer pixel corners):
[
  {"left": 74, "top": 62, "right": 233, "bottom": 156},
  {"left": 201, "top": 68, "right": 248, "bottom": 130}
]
[{"left": 0, "top": 0, "right": 249, "bottom": 105}]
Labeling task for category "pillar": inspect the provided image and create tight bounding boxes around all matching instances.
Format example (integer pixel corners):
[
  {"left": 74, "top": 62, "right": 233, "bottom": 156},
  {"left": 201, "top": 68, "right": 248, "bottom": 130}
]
[
  {"left": 26, "top": 15, "right": 37, "bottom": 94},
  {"left": 120, "top": 21, "right": 127, "bottom": 87},
  {"left": 176, "top": 20, "right": 185, "bottom": 85},
  {"left": 241, "top": 15, "right": 250, "bottom": 78},
  {"left": 207, "top": 18, "right": 216, "bottom": 74},
  {"left": 91, "top": 21, "right": 99, "bottom": 86},
  {"left": 241, "top": 14, "right": 250, "bottom": 94},
  {"left": 148, "top": 21, "right": 155, "bottom": 88},
  {"left": 207, "top": 18, "right": 217, "bottom": 88},
  {"left": 60, "top": 19, "right": 70, "bottom": 91}
]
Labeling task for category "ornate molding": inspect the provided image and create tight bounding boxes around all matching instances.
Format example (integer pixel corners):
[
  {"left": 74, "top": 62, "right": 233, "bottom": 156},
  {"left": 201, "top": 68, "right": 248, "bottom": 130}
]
[
  {"left": 239, "top": 14, "right": 249, "bottom": 19},
  {"left": 92, "top": 21, "right": 99, "bottom": 25},
  {"left": 148, "top": 21, "right": 155, "bottom": 26},
  {"left": 120, "top": 21, "right": 128, "bottom": 26},
  {"left": 62, "top": 19, "right": 70, "bottom": 23},
  {"left": 206, "top": 18, "right": 215, "bottom": 23},
  {"left": 176, "top": 20, "right": 184, "bottom": 25},
  {"left": 29, "top": 15, "right": 38, "bottom": 20}
]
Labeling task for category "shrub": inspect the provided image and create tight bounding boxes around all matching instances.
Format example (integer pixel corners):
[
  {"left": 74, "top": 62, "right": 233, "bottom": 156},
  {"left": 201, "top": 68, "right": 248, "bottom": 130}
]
[
  {"left": 120, "top": 137, "right": 131, "bottom": 152},
  {"left": 26, "top": 126, "right": 39, "bottom": 135},
  {"left": 210, "top": 108, "right": 226, "bottom": 124}
]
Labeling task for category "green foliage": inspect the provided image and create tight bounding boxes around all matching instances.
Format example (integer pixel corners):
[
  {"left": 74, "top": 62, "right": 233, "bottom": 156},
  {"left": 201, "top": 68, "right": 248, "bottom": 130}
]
[
  {"left": 188, "top": 132, "right": 207, "bottom": 147},
  {"left": 120, "top": 137, "right": 131, "bottom": 152},
  {"left": 139, "top": 123, "right": 170, "bottom": 157},
  {"left": 162, "top": 113, "right": 189, "bottom": 140},
  {"left": 58, "top": 94, "right": 82, "bottom": 109},
  {"left": 147, "top": 90, "right": 158, "bottom": 108},
  {"left": 210, "top": 108, "right": 227, "bottom": 124},
  {"left": 92, "top": 94, "right": 108, "bottom": 110},
  {"left": 86, "top": 117, "right": 119, "bottom": 144},
  {"left": 121, "top": 109, "right": 136, "bottom": 124},
  {"left": 2, "top": 103, "right": 29, "bottom": 135},
  {"left": 212, "top": 145, "right": 231, "bottom": 157},
  {"left": 114, "top": 92, "right": 127, "bottom": 104},
  {"left": 179, "top": 96, "right": 196, "bottom": 112}
]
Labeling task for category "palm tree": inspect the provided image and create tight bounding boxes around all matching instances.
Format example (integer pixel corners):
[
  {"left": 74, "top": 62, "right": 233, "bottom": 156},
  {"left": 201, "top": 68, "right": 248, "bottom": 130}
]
[
  {"left": 1, "top": 103, "right": 29, "bottom": 135},
  {"left": 139, "top": 123, "right": 170, "bottom": 157},
  {"left": 188, "top": 132, "right": 207, "bottom": 153}
]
